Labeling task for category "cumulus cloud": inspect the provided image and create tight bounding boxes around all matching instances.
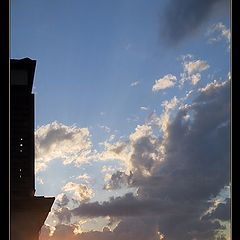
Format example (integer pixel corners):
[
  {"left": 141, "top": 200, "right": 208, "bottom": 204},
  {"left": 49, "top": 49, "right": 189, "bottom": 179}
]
[
  {"left": 184, "top": 59, "right": 209, "bottom": 75},
  {"left": 62, "top": 182, "right": 94, "bottom": 203},
  {"left": 40, "top": 219, "right": 161, "bottom": 240},
  {"left": 152, "top": 74, "right": 177, "bottom": 92},
  {"left": 104, "top": 171, "right": 133, "bottom": 191},
  {"left": 198, "top": 79, "right": 227, "bottom": 92},
  {"left": 180, "top": 56, "right": 210, "bottom": 85},
  {"left": 35, "top": 121, "right": 92, "bottom": 172},
  {"left": 76, "top": 174, "right": 91, "bottom": 184},
  {"left": 55, "top": 193, "right": 70, "bottom": 208},
  {"left": 98, "top": 96, "right": 180, "bottom": 178},
  {"left": 97, "top": 140, "right": 130, "bottom": 168},
  {"left": 67, "top": 79, "right": 230, "bottom": 240},
  {"left": 161, "top": 96, "right": 178, "bottom": 111},
  {"left": 161, "top": 0, "right": 229, "bottom": 45},
  {"left": 54, "top": 207, "right": 72, "bottom": 224}
]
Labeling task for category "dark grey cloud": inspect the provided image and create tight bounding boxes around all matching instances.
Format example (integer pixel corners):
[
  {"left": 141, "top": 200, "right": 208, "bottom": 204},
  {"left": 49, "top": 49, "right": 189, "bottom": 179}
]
[
  {"left": 42, "top": 80, "right": 230, "bottom": 240},
  {"left": 103, "top": 171, "right": 133, "bottom": 190},
  {"left": 39, "top": 127, "right": 74, "bottom": 151},
  {"left": 161, "top": 0, "right": 229, "bottom": 45},
  {"left": 54, "top": 207, "right": 72, "bottom": 224},
  {"left": 40, "top": 224, "right": 77, "bottom": 240},
  {"left": 203, "top": 198, "right": 231, "bottom": 221},
  {"left": 70, "top": 80, "right": 230, "bottom": 239},
  {"left": 55, "top": 194, "right": 70, "bottom": 208},
  {"left": 71, "top": 193, "right": 187, "bottom": 217},
  {"left": 40, "top": 219, "right": 160, "bottom": 240}
]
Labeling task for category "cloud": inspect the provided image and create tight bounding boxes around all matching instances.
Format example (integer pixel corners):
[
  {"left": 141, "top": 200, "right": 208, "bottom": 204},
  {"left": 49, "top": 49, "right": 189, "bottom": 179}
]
[
  {"left": 55, "top": 193, "right": 70, "bottom": 208},
  {"left": 129, "top": 124, "right": 153, "bottom": 142},
  {"left": 180, "top": 56, "right": 210, "bottom": 85},
  {"left": 203, "top": 198, "right": 230, "bottom": 221},
  {"left": 40, "top": 220, "right": 161, "bottom": 240},
  {"left": 161, "top": 96, "right": 178, "bottom": 111},
  {"left": 152, "top": 74, "right": 177, "bottom": 92},
  {"left": 130, "top": 81, "right": 140, "bottom": 87},
  {"left": 67, "top": 79, "right": 230, "bottom": 240},
  {"left": 98, "top": 125, "right": 111, "bottom": 133},
  {"left": 40, "top": 224, "right": 76, "bottom": 240},
  {"left": 97, "top": 140, "right": 130, "bottom": 169},
  {"left": 207, "top": 22, "right": 230, "bottom": 45},
  {"left": 98, "top": 97, "right": 179, "bottom": 175},
  {"left": 54, "top": 207, "right": 73, "bottom": 225},
  {"left": 198, "top": 79, "right": 227, "bottom": 92},
  {"left": 62, "top": 182, "right": 94, "bottom": 203},
  {"left": 140, "top": 106, "right": 148, "bottom": 111},
  {"left": 104, "top": 171, "right": 133, "bottom": 191},
  {"left": 101, "top": 165, "right": 120, "bottom": 183},
  {"left": 35, "top": 121, "right": 92, "bottom": 172},
  {"left": 161, "top": 0, "right": 229, "bottom": 45},
  {"left": 184, "top": 59, "right": 209, "bottom": 75},
  {"left": 76, "top": 174, "right": 91, "bottom": 184}
]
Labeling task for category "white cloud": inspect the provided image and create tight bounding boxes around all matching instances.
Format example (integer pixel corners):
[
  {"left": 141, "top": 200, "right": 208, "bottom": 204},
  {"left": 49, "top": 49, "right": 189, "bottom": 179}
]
[
  {"left": 130, "top": 81, "right": 140, "bottom": 87},
  {"left": 147, "top": 96, "right": 179, "bottom": 139},
  {"left": 184, "top": 60, "right": 209, "bottom": 75},
  {"left": 62, "top": 182, "right": 94, "bottom": 202},
  {"left": 55, "top": 193, "right": 70, "bottom": 208},
  {"left": 76, "top": 174, "right": 91, "bottom": 184},
  {"left": 186, "top": 90, "right": 194, "bottom": 98},
  {"left": 129, "top": 124, "right": 153, "bottom": 142},
  {"left": 198, "top": 79, "right": 228, "bottom": 93},
  {"left": 35, "top": 121, "right": 92, "bottom": 173},
  {"left": 152, "top": 74, "right": 177, "bottom": 92},
  {"left": 190, "top": 73, "right": 201, "bottom": 85},
  {"left": 97, "top": 141, "right": 131, "bottom": 170},
  {"left": 101, "top": 165, "right": 117, "bottom": 173},
  {"left": 140, "top": 106, "right": 148, "bottom": 111},
  {"left": 180, "top": 56, "right": 209, "bottom": 85},
  {"left": 161, "top": 96, "right": 178, "bottom": 111}
]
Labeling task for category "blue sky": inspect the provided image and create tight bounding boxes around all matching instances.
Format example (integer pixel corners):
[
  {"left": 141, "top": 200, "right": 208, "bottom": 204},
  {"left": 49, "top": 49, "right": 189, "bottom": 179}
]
[{"left": 11, "top": 0, "right": 231, "bottom": 239}]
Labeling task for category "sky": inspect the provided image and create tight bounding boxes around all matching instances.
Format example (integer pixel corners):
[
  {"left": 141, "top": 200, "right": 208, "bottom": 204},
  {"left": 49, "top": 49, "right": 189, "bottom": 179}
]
[{"left": 11, "top": 0, "right": 231, "bottom": 239}]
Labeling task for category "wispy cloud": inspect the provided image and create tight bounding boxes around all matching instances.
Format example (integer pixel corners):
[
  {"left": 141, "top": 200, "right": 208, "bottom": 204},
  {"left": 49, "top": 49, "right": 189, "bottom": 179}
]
[
  {"left": 98, "top": 125, "right": 111, "bottom": 133},
  {"left": 130, "top": 81, "right": 140, "bottom": 87},
  {"left": 140, "top": 106, "right": 148, "bottom": 111},
  {"left": 207, "top": 22, "right": 230, "bottom": 45}
]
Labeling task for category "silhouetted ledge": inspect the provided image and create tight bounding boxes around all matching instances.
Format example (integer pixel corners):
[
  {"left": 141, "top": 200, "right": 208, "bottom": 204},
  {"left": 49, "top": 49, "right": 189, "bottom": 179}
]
[
  {"left": 10, "top": 58, "right": 55, "bottom": 240},
  {"left": 11, "top": 58, "right": 36, "bottom": 92}
]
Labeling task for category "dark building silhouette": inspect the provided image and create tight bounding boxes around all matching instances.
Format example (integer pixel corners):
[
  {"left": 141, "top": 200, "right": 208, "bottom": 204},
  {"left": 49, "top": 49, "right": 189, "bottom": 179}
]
[{"left": 10, "top": 58, "right": 54, "bottom": 240}]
